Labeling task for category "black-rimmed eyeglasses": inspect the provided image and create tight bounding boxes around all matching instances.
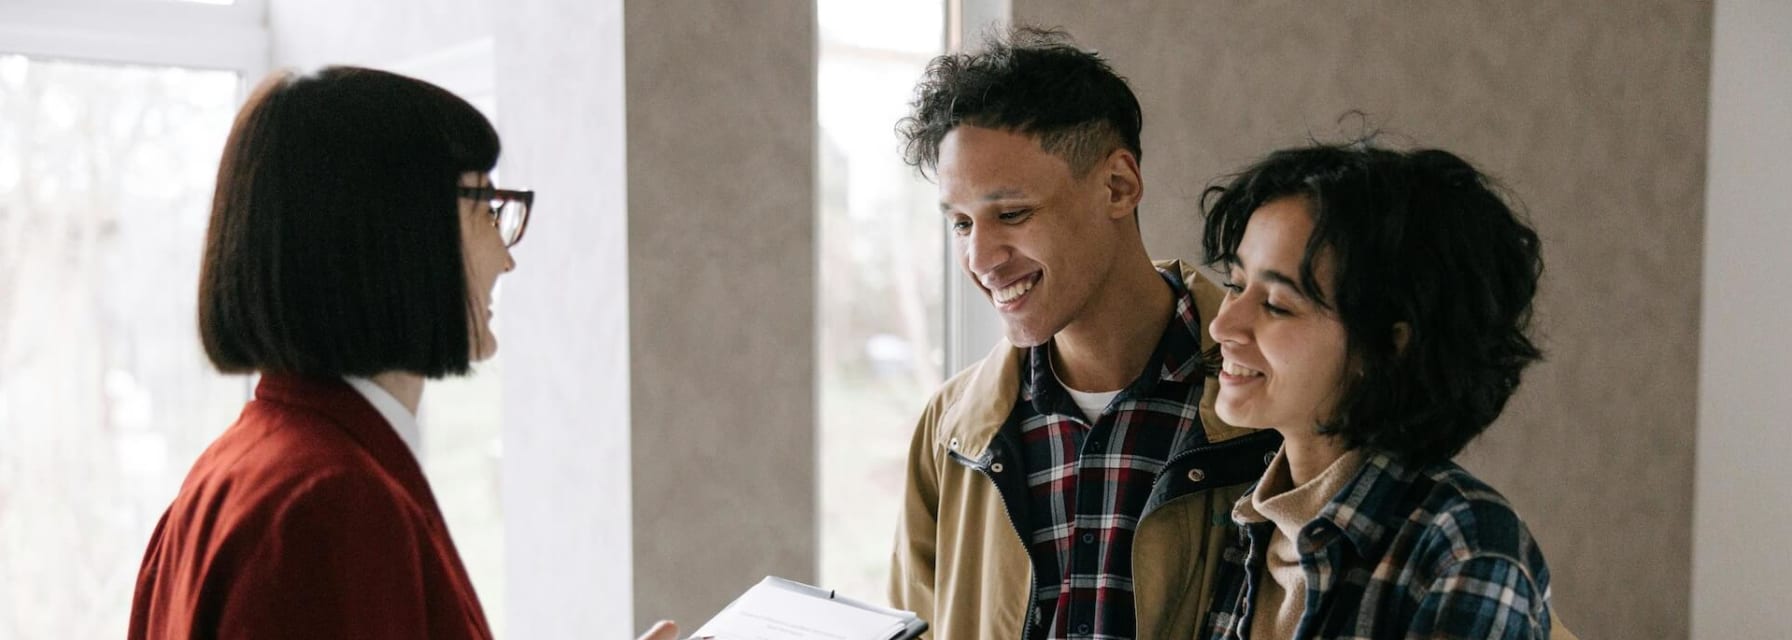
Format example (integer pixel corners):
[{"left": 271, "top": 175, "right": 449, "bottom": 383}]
[{"left": 459, "top": 186, "right": 533, "bottom": 248}]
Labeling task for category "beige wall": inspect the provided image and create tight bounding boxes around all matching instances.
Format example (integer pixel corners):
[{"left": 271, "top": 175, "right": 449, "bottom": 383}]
[
  {"left": 624, "top": 0, "right": 819, "bottom": 628},
  {"left": 1011, "top": 2, "right": 1712, "bottom": 637}
]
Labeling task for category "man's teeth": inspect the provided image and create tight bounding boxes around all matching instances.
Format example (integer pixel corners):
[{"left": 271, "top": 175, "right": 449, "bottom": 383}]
[
  {"left": 1223, "top": 361, "right": 1264, "bottom": 377},
  {"left": 993, "top": 275, "right": 1037, "bottom": 304}
]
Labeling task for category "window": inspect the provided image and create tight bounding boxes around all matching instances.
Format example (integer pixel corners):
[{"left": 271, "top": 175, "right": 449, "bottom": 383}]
[
  {"left": 816, "top": 0, "right": 946, "bottom": 600},
  {"left": 0, "top": 24, "right": 513, "bottom": 638},
  {"left": 0, "top": 53, "right": 244, "bottom": 639}
]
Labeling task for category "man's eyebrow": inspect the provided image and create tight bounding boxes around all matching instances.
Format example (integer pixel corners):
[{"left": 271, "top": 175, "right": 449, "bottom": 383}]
[
  {"left": 981, "top": 187, "right": 1026, "bottom": 201},
  {"left": 940, "top": 187, "right": 1030, "bottom": 213}
]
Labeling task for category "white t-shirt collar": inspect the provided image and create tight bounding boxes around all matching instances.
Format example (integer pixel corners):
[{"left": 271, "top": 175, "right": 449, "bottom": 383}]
[
  {"left": 1049, "top": 352, "right": 1123, "bottom": 424},
  {"left": 343, "top": 376, "right": 423, "bottom": 462}
]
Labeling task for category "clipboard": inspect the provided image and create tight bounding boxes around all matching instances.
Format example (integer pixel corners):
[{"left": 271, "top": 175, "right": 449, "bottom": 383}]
[{"left": 689, "top": 576, "right": 928, "bottom": 640}]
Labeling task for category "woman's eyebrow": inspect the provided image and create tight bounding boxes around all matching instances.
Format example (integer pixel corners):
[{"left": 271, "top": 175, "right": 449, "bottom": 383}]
[{"left": 1255, "top": 268, "right": 1315, "bottom": 300}]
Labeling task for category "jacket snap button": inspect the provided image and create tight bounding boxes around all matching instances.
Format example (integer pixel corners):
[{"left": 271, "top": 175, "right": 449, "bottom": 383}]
[
  {"left": 1186, "top": 468, "right": 1206, "bottom": 482},
  {"left": 991, "top": 463, "right": 1005, "bottom": 473},
  {"left": 949, "top": 438, "right": 959, "bottom": 449}
]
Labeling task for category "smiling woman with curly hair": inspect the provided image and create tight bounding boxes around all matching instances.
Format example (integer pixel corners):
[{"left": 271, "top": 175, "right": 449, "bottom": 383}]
[{"left": 1196, "top": 142, "right": 1566, "bottom": 639}]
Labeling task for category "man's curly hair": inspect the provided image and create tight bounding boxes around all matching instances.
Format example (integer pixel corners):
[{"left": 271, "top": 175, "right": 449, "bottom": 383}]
[{"left": 896, "top": 27, "right": 1142, "bottom": 178}]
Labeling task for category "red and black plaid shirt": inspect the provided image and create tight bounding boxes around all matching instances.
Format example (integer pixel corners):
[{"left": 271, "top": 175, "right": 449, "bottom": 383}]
[{"left": 1009, "top": 269, "right": 1210, "bottom": 640}]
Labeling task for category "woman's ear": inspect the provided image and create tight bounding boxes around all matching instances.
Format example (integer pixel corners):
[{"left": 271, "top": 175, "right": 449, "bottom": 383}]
[{"left": 1392, "top": 322, "right": 1412, "bottom": 355}]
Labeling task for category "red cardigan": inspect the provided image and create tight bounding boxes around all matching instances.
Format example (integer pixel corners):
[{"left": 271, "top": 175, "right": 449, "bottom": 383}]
[{"left": 129, "top": 374, "right": 492, "bottom": 639}]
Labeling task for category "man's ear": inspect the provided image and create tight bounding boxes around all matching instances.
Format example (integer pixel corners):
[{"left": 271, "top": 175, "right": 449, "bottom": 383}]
[{"left": 1102, "top": 148, "right": 1143, "bottom": 219}]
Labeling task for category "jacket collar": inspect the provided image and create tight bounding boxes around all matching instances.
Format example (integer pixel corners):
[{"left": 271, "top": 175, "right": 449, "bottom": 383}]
[
  {"left": 252, "top": 373, "right": 440, "bottom": 513},
  {"left": 938, "top": 259, "right": 1257, "bottom": 459},
  {"left": 1020, "top": 268, "right": 1205, "bottom": 416}
]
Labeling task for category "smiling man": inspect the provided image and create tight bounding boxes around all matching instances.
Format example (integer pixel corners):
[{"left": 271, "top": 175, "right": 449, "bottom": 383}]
[{"left": 888, "top": 28, "right": 1281, "bottom": 640}]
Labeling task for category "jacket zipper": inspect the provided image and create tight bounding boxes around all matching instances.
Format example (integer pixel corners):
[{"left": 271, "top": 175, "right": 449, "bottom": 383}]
[
  {"left": 952, "top": 449, "right": 1037, "bottom": 640},
  {"left": 959, "top": 435, "right": 1255, "bottom": 639},
  {"left": 1141, "top": 432, "right": 1276, "bottom": 521},
  {"left": 951, "top": 428, "right": 1273, "bottom": 639},
  {"left": 1142, "top": 444, "right": 1210, "bottom": 518}
]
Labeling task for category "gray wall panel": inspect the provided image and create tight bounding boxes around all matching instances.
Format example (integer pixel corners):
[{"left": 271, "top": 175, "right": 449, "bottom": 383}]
[{"left": 626, "top": 0, "right": 819, "bottom": 628}]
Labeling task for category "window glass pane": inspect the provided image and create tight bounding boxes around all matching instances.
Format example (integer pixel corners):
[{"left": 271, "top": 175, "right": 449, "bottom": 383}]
[
  {"left": 817, "top": 1, "right": 945, "bottom": 600},
  {"left": 0, "top": 55, "right": 242, "bottom": 638},
  {"left": 420, "top": 308, "right": 505, "bottom": 638}
]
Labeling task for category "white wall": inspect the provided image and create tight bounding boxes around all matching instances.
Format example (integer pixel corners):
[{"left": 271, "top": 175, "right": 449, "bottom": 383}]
[
  {"left": 488, "top": 2, "right": 636, "bottom": 636},
  {"left": 268, "top": 0, "right": 491, "bottom": 71},
  {"left": 1692, "top": 1, "right": 1792, "bottom": 638}
]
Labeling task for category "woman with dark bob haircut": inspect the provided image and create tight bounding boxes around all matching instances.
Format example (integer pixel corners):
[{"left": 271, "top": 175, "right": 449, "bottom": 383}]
[
  {"left": 1195, "top": 142, "right": 1565, "bottom": 639},
  {"left": 124, "top": 66, "right": 595, "bottom": 639}
]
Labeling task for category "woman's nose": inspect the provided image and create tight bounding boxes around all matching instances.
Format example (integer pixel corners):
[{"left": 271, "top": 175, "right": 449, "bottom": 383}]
[{"left": 1209, "top": 294, "right": 1250, "bottom": 345}]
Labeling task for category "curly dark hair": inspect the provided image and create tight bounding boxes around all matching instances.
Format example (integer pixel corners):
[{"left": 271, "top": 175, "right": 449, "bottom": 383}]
[
  {"left": 1201, "top": 142, "right": 1544, "bottom": 465},
  {"left": 896, "top": 26, "right": 1142, "bottom": 178}
]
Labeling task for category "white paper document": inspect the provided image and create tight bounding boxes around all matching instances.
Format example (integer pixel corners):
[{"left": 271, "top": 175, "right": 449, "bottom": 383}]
[{"left": 689, "top": 576, "right": 926, "bottom": 640}]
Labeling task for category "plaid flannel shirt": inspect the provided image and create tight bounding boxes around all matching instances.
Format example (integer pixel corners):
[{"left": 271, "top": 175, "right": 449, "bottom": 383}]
[
  {"left": 1203, "top": 452, "right": 1554, "bottom": 640},
  {"left": 1009, "top": 268, "right": 1209, "bottom": 640}
]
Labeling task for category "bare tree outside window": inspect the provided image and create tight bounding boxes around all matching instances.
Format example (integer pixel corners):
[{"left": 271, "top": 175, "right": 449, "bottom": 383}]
[
  {"left": 0, "top": 55, "right": 243, "bottom": 638},
  {"left": 817, "top": 1, "right": 945, "bottom": 601}
]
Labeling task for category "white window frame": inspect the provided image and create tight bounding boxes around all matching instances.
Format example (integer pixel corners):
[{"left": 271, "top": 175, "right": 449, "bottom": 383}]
[
  {"left": 0, "top": 0, "right": 270, "bottom": 411},
  {"left": 943, "top": 0, "right": 1008, "bottom": 374},
  {"left": 0, "top": 0, "right": 268, "bottom": 81}
]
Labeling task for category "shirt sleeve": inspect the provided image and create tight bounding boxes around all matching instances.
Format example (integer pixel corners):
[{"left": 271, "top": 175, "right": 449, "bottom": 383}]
[
  {"left": 216, "top": 471, "right": 432, "bottom": 639},
  {"left": 1407, "top": 554, "right": 1550, "bottom": 640}
]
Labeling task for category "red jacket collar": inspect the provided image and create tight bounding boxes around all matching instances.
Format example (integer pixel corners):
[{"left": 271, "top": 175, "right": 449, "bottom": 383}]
[{"left": 251, "top": 373, "right": 439, "bottom": 514}]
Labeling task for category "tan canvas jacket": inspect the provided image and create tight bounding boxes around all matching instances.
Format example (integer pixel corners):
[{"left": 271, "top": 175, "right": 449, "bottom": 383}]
[{"left": 888, "top": 260, "right": 1281, "bottom": 639}]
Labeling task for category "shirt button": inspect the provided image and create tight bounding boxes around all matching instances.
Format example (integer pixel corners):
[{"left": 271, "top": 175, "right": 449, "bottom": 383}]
[
  {"left": 1186, "top": 468, "right": 1206, "bottom": 482},
  {"left": 1263, "top": 452, "right": 1275, "bottom": 465},
  {"left": 1089, "top": 440, "right": 1103, "bottom": 452},
  {"left": 1077, "top": 623, "right": 1091, "bottom": 634},
  {"left": 1081, "top": 532, "right": 1096, "bottom": 544},
  {"left": 949, "top": 438, "right": 959, "bottom": 449}
]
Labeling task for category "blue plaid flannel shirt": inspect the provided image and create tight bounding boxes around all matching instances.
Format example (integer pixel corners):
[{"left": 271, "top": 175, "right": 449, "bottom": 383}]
[{"left": 1203, "top": 451, "right": 1553, "bottom": 639}]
